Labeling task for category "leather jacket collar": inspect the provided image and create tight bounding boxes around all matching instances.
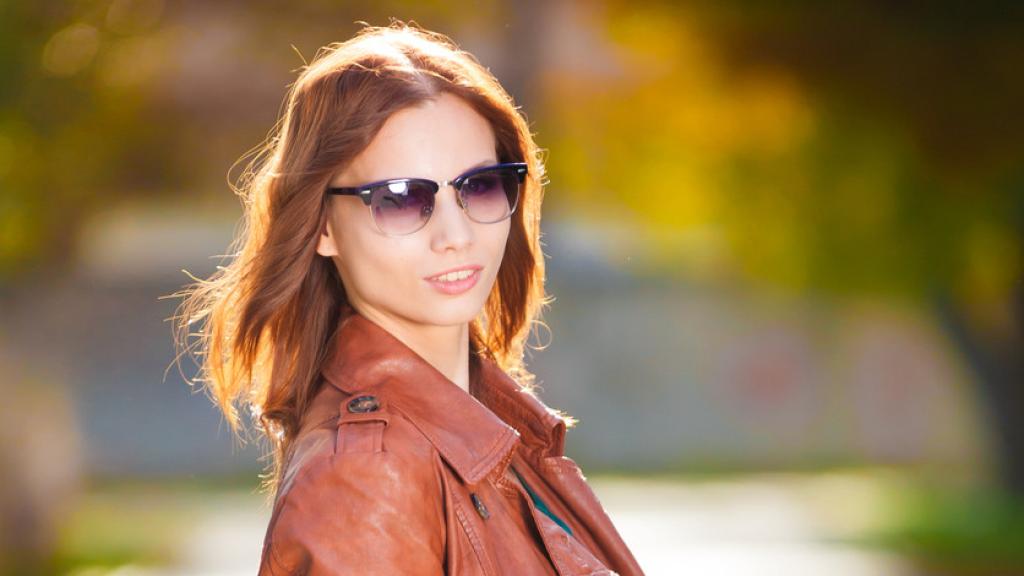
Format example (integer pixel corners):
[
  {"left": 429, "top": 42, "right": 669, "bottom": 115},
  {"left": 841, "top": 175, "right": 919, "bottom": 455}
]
[{"left": 321, "top": 308, "right": 570, "bottom": 486}]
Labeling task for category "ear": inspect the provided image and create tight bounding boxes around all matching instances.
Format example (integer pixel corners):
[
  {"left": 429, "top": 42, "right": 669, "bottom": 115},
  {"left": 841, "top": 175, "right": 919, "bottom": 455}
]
[{"left": 316, "top": 218, "right": 339, "bottom": 257}]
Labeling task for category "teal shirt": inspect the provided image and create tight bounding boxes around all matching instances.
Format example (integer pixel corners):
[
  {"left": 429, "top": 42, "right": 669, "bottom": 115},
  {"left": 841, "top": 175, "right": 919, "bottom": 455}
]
[{"left": 511, "top": 466, "right": 574, "bottom": 536}]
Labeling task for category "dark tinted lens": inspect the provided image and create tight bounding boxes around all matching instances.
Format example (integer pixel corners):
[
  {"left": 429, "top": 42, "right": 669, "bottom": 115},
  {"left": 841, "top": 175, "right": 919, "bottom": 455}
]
[
  {"left": 370, "top": 180, "right": 435, "bottom": 235},
  {"left": 460, "top": 168, "right": 519, "bottom": 223}
]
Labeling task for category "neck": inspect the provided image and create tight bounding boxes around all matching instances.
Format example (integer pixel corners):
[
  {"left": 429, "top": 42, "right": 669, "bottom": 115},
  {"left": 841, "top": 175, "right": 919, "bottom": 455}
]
[{"left": 356, "top": 306, "right": 471, "bottom": 393}]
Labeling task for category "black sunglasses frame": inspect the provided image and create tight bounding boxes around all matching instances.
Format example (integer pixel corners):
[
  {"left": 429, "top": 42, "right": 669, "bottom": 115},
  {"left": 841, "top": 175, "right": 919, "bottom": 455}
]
[{"left": 326, "top": 161, "right": 527, "bottom": 203}]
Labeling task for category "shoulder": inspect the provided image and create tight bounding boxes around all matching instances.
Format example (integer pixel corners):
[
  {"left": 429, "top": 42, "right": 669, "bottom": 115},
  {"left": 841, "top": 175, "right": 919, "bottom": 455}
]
[{"left": 259, "top": 387, "right": 446, "bottom": 575}]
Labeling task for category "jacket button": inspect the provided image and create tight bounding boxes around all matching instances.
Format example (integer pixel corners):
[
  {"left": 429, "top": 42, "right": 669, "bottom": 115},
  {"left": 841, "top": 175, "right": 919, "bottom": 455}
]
[
  {"left": 470, "top": 492, "right": 490, "bottom": 520},
  {"left": 347, "top": 394, "right": 380, "bottom": 413}
]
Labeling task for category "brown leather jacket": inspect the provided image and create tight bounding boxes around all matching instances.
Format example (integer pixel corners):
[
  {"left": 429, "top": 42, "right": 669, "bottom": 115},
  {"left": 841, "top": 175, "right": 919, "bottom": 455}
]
[{"left": 258, "top": 311, "right": 646, "bottom": 575}]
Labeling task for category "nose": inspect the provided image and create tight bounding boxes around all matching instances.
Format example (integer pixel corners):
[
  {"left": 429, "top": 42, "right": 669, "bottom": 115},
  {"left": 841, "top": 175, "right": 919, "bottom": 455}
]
[{"left": 428, "top": 183, "right": 473, "bottom": 252}]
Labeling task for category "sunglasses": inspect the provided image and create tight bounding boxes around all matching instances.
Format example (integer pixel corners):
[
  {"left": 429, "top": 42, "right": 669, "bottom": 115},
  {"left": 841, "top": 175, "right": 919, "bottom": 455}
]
[{"left": 326, "top": 162, "right": 527, "bottom": 236}]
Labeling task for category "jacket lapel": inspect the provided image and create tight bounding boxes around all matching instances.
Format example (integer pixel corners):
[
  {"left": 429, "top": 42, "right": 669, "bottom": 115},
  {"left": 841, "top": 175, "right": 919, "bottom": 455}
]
[{"left": 470, "top": 353, "right": 573, "bottom": 461}]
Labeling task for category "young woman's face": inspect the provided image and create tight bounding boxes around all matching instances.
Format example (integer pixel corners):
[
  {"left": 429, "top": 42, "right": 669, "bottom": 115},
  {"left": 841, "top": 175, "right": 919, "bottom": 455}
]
[{"left": 318, "top": 92, "right": 512, "bottom": 329}]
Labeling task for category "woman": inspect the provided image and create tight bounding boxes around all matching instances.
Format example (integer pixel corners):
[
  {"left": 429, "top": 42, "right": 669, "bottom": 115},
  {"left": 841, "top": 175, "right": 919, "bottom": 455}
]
[{"left": 173, "top": 21, "right": 645, "bottom": 575}]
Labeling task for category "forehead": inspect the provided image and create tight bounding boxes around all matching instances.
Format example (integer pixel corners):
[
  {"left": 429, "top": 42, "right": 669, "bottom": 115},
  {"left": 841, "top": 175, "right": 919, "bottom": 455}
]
[{"left": 341, "top": 93, "right": 497, "bottom": 184}]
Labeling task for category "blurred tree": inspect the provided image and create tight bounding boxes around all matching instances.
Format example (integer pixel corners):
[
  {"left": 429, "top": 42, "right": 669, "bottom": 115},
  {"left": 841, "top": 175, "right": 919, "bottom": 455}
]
[
  {"left": 539, "top": 0, "right": 1023, "bottom": 492},
  {"left": 711, "top": 1, "right": 1024, "bottom": 494},
  {"left": 0, "top": 1, "right": 178, "bottom": 281}
]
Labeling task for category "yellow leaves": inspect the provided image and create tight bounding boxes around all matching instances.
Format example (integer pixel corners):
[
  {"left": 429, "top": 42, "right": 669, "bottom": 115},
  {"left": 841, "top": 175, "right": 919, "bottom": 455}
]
[
  {"left": 958, "top": 224, "right": 1022, "bottom": 337},
  {"left": 42, "top": 23, "right": 100, "bottom": 77},
  {"left": 728, "top": 68, "right": 816, "bottom": 157},
  {"left": 539, "top": 4, "right": 817, "bottom": 283}
]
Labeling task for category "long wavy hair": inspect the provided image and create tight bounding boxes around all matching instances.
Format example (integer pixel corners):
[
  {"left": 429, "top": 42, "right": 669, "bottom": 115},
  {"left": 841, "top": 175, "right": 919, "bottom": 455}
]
[{"left": 169, "top": 21, "right": 556, "bottom": 499}]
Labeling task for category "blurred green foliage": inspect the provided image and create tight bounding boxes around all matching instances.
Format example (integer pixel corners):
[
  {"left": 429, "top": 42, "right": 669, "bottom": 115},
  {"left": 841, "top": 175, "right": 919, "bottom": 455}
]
[
  {"left": 53, "top": 478, "right": 234, "bottom": 574},
  {"left": 860, "top": 482, "right": 1024, "bottom": 573}
]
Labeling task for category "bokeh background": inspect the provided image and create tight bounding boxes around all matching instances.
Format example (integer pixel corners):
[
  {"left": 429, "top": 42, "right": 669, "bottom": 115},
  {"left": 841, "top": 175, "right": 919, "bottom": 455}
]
[{"left": 1, "top": 1, "right": 1022, "bottom": 575}]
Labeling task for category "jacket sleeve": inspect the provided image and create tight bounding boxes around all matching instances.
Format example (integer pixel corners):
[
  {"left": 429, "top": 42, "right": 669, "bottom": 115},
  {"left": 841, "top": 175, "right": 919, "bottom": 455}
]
[{"left": 259, "top": 447, "right": 446, "bottom": 575}]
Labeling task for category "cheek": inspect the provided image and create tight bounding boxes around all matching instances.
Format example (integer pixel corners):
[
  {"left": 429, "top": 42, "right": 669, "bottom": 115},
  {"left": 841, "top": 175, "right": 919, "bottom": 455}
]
[
  {"left": 482, "top": 222, "right": 512, "bottom": 293},
  {"left": 488, "top": 219, "right": 512, "bottom": 261},
  {"left": 330, "top": 211, "right": 378, "bottom": 290},
  {"left": 335, "top": 229, "right": 422, "bottom": 295}
]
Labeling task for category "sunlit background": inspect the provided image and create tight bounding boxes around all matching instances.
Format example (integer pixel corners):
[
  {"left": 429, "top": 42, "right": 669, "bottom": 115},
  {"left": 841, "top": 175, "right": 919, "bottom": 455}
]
[{"left": 1, "top": 1, "right": 1022, "bottom": 575}]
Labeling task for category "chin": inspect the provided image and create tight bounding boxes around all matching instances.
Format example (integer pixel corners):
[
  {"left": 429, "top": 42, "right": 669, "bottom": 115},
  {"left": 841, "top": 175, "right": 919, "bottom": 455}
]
[{"left": 419, "top": 298, "right": 486, "bottom": 326}]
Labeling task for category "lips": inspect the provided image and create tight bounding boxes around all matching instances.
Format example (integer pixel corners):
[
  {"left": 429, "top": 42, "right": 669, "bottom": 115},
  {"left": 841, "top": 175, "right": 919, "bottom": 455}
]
[
  {"left": 424, "top": 265, "right": 482, "bottom": 282},
  {"left": 424, "top": 265, "right": 483, "bottom": 296}
]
